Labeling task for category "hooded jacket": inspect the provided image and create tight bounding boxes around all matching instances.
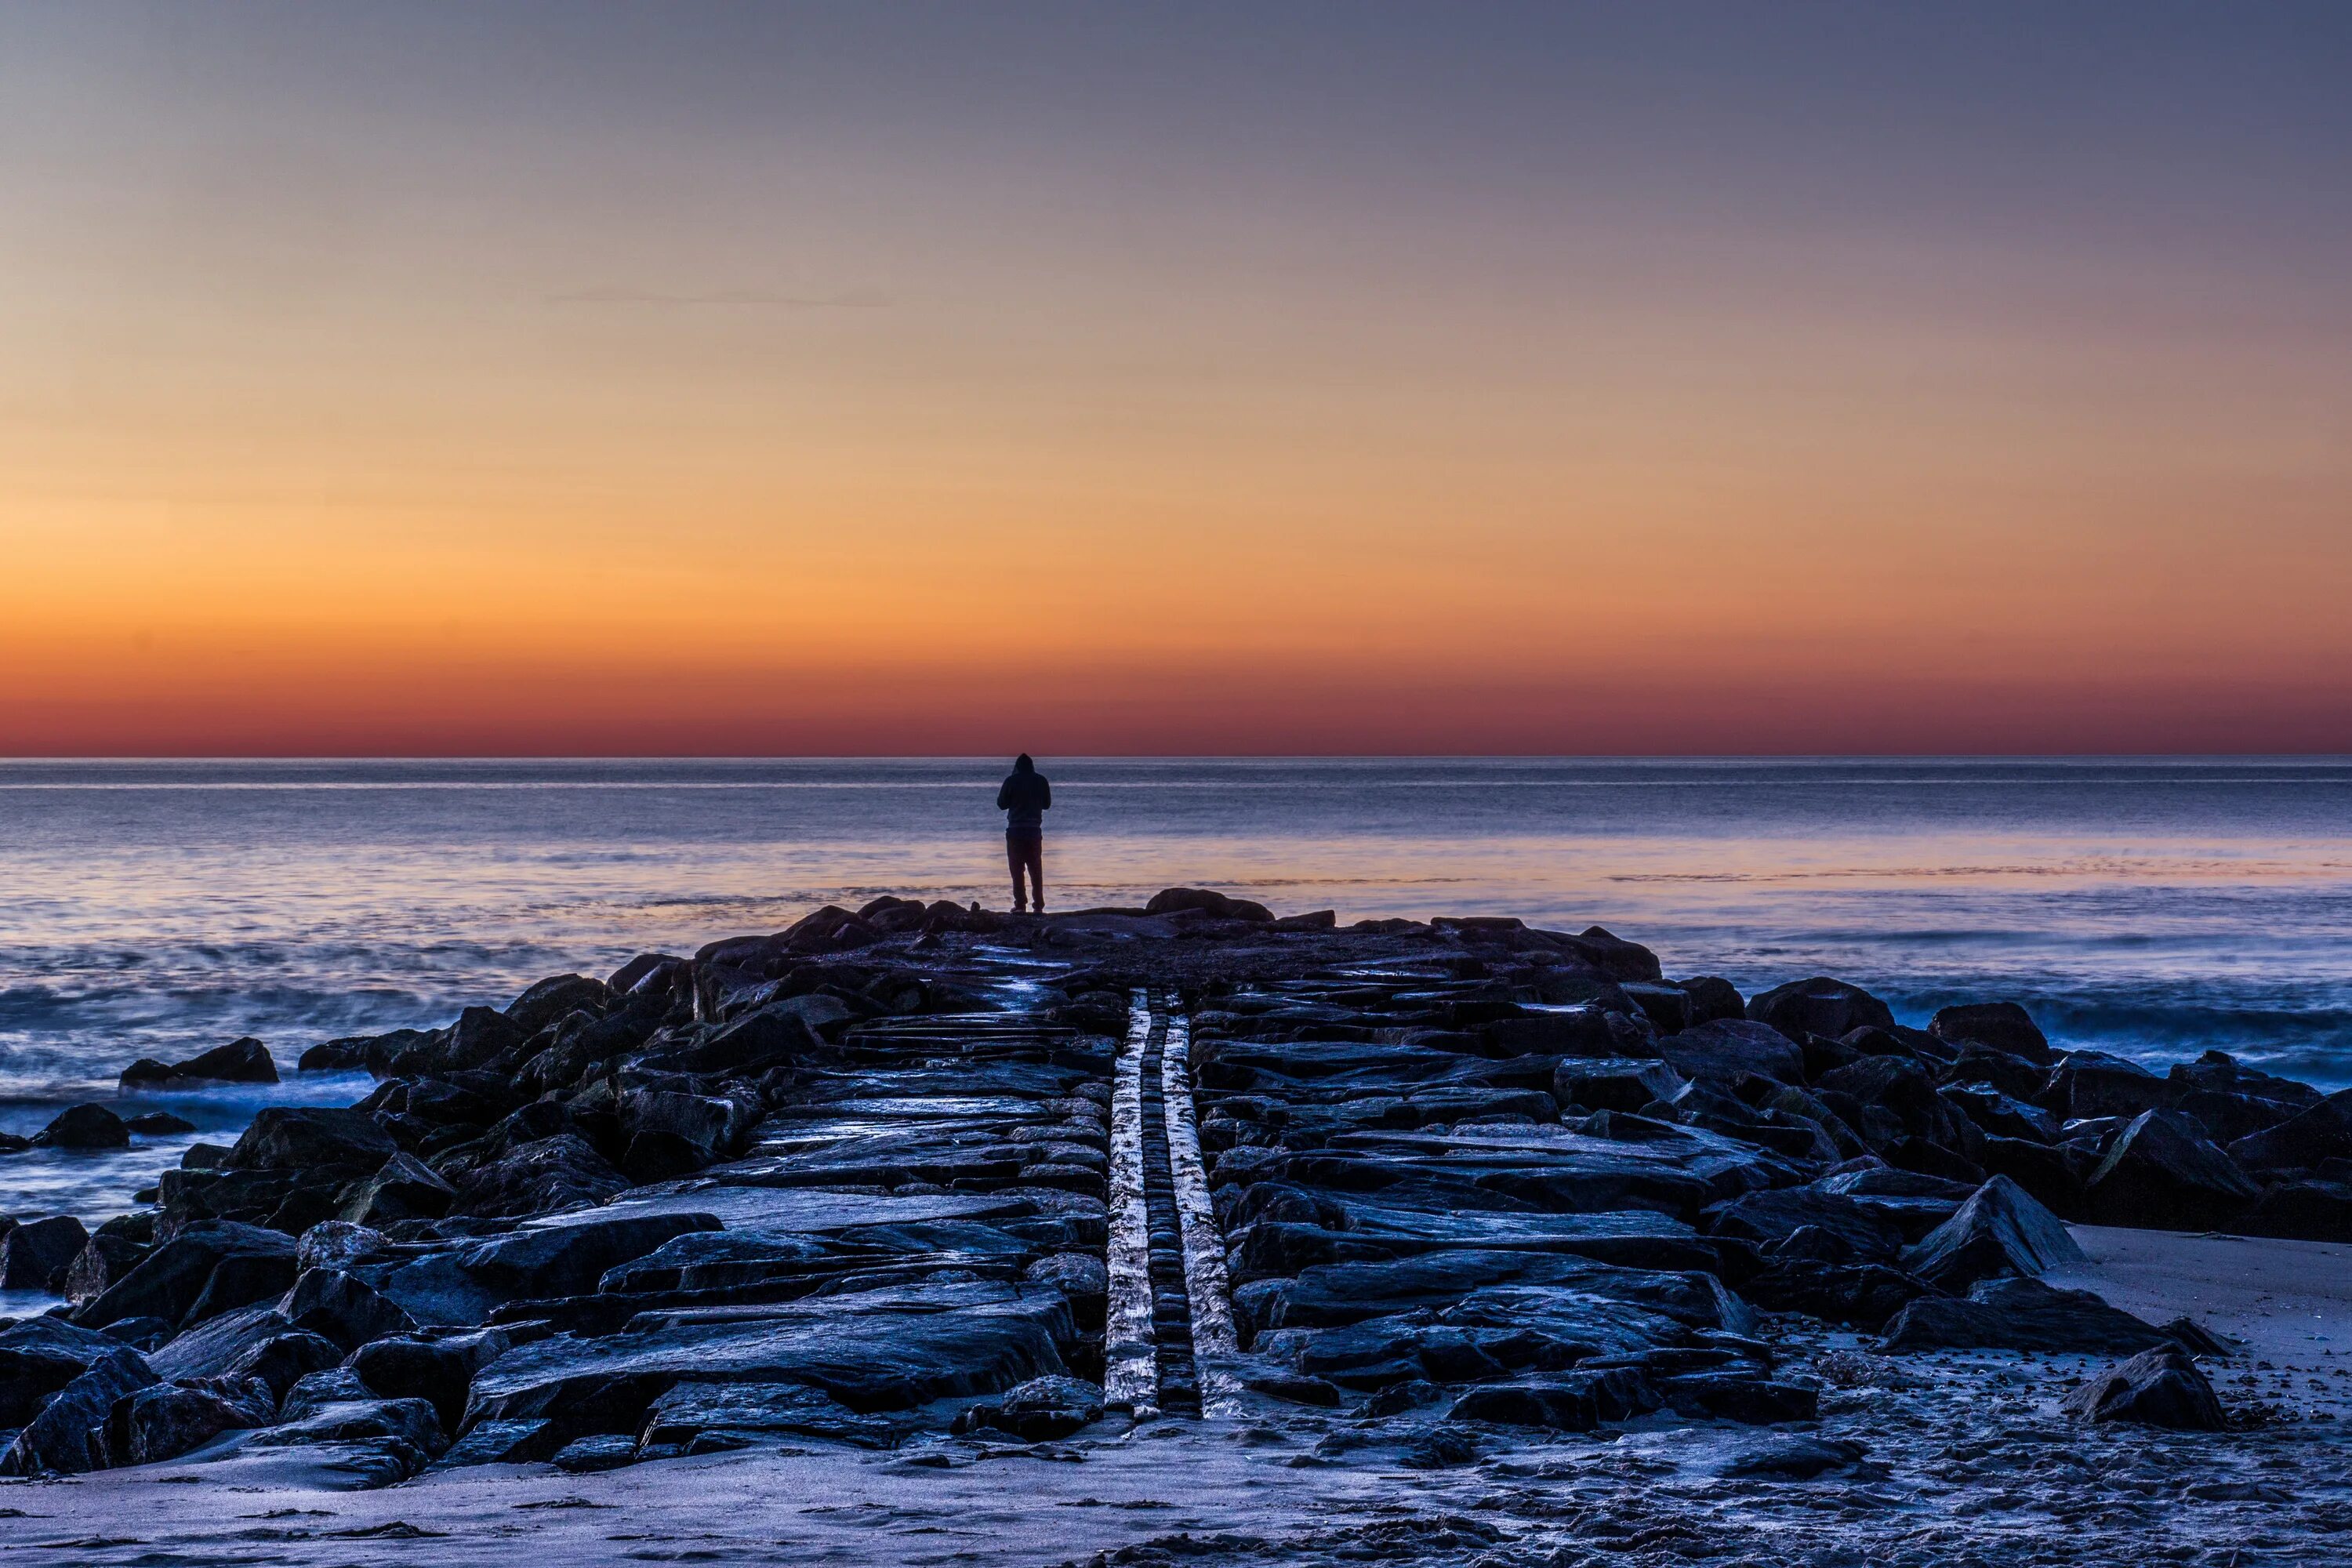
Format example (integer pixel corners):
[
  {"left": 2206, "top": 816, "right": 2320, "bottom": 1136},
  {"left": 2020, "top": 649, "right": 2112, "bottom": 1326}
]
[{"left": 996, "top": 754, "right": 1051, "bottom": 832}]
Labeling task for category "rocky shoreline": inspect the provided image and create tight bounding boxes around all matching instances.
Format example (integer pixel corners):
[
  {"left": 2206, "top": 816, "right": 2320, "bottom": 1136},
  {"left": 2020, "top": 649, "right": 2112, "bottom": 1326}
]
[{"left": 4, "top": 891, "right": 2351, "bottom": 1564}]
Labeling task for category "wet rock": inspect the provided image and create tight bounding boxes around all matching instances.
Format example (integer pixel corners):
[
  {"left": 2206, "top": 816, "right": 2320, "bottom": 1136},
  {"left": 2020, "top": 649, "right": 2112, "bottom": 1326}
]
[
  {"left": 0, "top": 1214, "right": 89, "bottom": 1291},
  {"left": 1657, "top": 1020, "right": 1807, "bottom": 1087},
  {"left": 1655, "top": 1371, "right": 1818, "bottom": 1424},
  {"left": 448, "top": 1134, "right": 627, "bottom": 1218},
  {"left": 2061, "top": 1345, "right": 2225, "bottom": 1429},
  {"left": 1929, "top": 1003, "right": 2052, "bottom": 1065},
  {"left": 340, "top": 1152, "right": 456, "bottom": 1226},
  {"left": 1882, "top": 1276, "right": 2172, "bottom": 1354},
  {"left": 121, "top": 1036, "right": 278, "bottom": 1089},
  {"left": 507, "top": 974, "right": 613, "bottom": 1036},
  {"left": 459, "top": 1212, "right": 719, "bottom": 1302},
  {"left": 223, "top": 1329, "right": 346, "bottom": 1401},
  {"left": 1900, "top": 1175, "right": 2084, "bottom": 1289},
  {"left": 147, "top": 1302, "right": 289, "bottom": 1382},
  {"left": 124, "top": 1111, "right": 198, "bottom": 1135},
  {"left": 249, "top": 1393, "right": 447, "bottom": 1461},
  {"left": 0, "top": 1317, "right": 132, "bottom": 1426},
  {"left": 553, "top": 1432, "right": 641, "bottom": 1471},
  {"left": 227, "top": 1107, "right": 397, "bottom": 1174},
  {"left": 103, "top": 1376, "right": 275, "bottom": 1465},
  {"left": 1720, "top": 1434, "right": 1869, "bottom": 1479},
  {"left": 34, "top": 1103, "right": 129, "bottom": 1149},
  {"left": 1145, "top": 887, "right": 1276, "bottom": 922},
  {"left": 1737, "top": 1260, "right": 1931, "bottom": 1330},
  {"left": 354, "top": 1330, "right": 510, "bottom": 1431},
  {"left": 1555, "top": 1059, "right": 1687, "bottom": 1114},
  {"left": 1445, "top": 1368, "right": 1658, "bottom": 1430},
  {"left": 98, "top": 1316, "right": 174, "bottom": 1352},
  {"left": 0, "top": 1347, "right": 156, "bottom": 1475},
  {"left": 953, "top": 1373, "right": 1105, "bottom": 1439},
  {"left": 466, "top": 1280, "right": 1071, "bottom": 1436},
  {"left": 1243, "top": 1373, "right": 1342, "bottom": 1407},
  {"left": 282, "top": 1266, "right": 418, "bottom": 1349},
  {"left": 1675, "top": 977, "right": 1746, "bottom": 1025},
  {"left": 2044, "top": 1052, "right": 2172, "bottom": 1123},
  {"left": 438, "top": 1415, "right": 567, "bottom": 1465},
  {"left": 2227, "top": 1088, "right": 2352, "bottom": 1177},
  {"left": 595, "top": 1229, "right": 831, "bottom": 1295},
  {"left": 1746, "top": 978, "right": 1894, "bottom": 1044},
  {"left": 1707, "top": 1189, "right": 1904, "bottom": 1263},
  {"left": 1942, "top": 1085, "right": 2061, "bottom": 1144},
  {"left": 2085, "top": 1109, "right": 2261, "bottom": 1231},
  {"left": 296, "top": 1220, "right": 389, "bottom": 1273},
  {"left": 74, "top": 1220, "right": 298, "bottom": 1329},
  {"left": 637, "top": 1380, "right": 903, "bottom": 1453},
  {"left": 1025, "top": 1252, "right": 1109, "bottom": 1331}
]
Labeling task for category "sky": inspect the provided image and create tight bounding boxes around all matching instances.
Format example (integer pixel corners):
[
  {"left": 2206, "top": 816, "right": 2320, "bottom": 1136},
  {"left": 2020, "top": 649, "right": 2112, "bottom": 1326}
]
[{"left": 3, "top": 2, "right": 2350, "bottom": 755}]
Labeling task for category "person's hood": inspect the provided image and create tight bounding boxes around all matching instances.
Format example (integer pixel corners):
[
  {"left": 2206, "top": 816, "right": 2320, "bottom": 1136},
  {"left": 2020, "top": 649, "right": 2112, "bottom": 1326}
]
[{"left": 1013, "top": 754, "right": 1034, "bottom": 772}]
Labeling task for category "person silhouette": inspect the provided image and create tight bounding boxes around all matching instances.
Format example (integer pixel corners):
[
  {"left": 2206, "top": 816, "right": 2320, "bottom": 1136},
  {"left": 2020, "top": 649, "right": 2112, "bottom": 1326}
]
[{"left": 996, "top": 753, "right": 1051, "bottom": 913}]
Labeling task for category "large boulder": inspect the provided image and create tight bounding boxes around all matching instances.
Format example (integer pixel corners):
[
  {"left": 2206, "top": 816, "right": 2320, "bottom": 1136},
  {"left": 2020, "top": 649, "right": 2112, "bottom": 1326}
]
[
  {"left": 1555, "top": 1058, "right": 1687, "bottom": 1114},
  {"left": 64, "top": 1234, "right": 152, "bottom": 1305},
  {"left": 354, "top": 1330, "right": 511, "bottom": 1431},
  {"left": 1445, "top": 1370, "right": 1660, "bottom": 1432},
  {"left": 1899, "top": 1176, "right": 2083, "bottom": 1290},
  {"left": 34, "top": 1103, "right": 129, "bottom": 1149},
  {"left": 2060, "top": 1345, "right": 2225, "bottom": 1430},
  {"left": 339, "top": 1151, "right": 456, "bottom": 1226},
  {"left": 74, "top": 1221, "right": 298, "bottom": 1330},
  {"left": 2227, "top": 1089, "right": 2352, "bottom": 1177},
  {"left": 507, "top": 974, "right": 613, "bottom": 1036},
  {"left": 222, "top": 1329, "right": 346, "bottom": 1400},
  {"left": 1746, "top": 978, "right": 1895, "bottom": 1044},
  {"left": 465, "top": 1281, "right": 1072, "bottom": 1437},
  {"left": 447, "top": 1134, "right": 629, "bottom": 1218},
  {"left": 634, "top": 1380, "right": 902, "bottom": 1453},
  {"left": 1144, "top": 887, "right": 1274, "bottom": 922},
  {"left": 0, "top": 1317, "right": 132, "bottom": 1427},
  {"left": 0, "top": 1214, "right": 89, "bottom": 1291},
  {"left": 225, "top": 1107, "right": 397, "bottom": 1173},
  {"left": 1657, "top": 1020, "right": 1807, "bottom": 1087},
  {"left": 2084, "top": 1110, "right": 2260, "bottom": 1232},
  {"left": 2043, "top": 1052, "right": 2172, "bottom": 1123},
  {"left": 1707, "top": 1189, "right": 1904, "bottom": 1264},
  {"left": 121, "top": 1037, "right": 278, "bottom": 1089},
  {"left": 456, "top": 1212, "right": 720, "bottom": 1301},
  {"left": 1882, "top": 1276, "right": 2172, "bottom": 1355},
  {"left": 1928, "top": 1004, "right": 2052, "bottom": 1065},
  {"left": 103, "top": 1377, "right": 275, "bottom": 1465},
  {"left": 952, "top": 1374, "right": 1107, "bottom": 1440},
  {"left": 1674, "top": 977, "right": 1746, "bottom": 1026},
  {"left": 0, "top": 1347, "right": 156, "bottom": 1475},
  {"left": 281, "top": 1266, "right": 417, "bottom": 1349}
]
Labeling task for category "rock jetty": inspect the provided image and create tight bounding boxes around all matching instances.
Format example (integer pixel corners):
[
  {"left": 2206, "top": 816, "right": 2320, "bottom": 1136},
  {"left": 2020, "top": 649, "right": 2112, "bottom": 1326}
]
[{"left": 4, "top": 891, "right": 2350, "bottom": 1544}]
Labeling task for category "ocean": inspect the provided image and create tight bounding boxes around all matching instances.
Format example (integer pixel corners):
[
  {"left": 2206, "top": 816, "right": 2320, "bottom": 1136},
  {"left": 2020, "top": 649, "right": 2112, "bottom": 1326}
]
[{"left": 4, "top": 756, "right": 2350, "bottom": 1232}]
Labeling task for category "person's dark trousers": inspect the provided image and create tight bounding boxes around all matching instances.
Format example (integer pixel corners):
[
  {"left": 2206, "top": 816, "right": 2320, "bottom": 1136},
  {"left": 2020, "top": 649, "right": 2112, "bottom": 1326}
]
[{"left": 1007, "top": 829, "right": 1044, "bottom": 912}]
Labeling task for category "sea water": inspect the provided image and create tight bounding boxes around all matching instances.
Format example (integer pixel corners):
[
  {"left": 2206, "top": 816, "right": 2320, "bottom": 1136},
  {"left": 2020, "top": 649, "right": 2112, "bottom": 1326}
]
[{"left": 4, "top": 756, "right": 2350, "bottom": 1226}]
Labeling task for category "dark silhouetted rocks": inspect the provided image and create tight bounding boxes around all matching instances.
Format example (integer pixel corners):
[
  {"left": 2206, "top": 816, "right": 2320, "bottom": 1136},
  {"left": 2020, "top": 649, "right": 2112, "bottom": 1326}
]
[
  {"left": 2061, "top": 1345, "right": 2226, "bottom": 1430},
  {"left": 2085, "top": 1109, "right": 2261, "bottom": 1231},
  {"left": 122, "top": 1036, "right": 278, "bottom": 1090}
]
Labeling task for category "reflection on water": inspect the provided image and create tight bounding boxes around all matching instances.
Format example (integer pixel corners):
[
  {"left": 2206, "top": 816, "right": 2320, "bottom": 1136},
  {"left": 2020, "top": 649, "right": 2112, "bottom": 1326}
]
[{"left": 3, "top": 757, "right": 2350, "bottom": 1221}]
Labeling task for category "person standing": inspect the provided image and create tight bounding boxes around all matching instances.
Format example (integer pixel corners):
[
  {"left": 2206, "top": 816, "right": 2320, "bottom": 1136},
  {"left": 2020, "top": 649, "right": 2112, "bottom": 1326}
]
[{"left": 996, "top": 753, "right": 1051, "bottom": 913}]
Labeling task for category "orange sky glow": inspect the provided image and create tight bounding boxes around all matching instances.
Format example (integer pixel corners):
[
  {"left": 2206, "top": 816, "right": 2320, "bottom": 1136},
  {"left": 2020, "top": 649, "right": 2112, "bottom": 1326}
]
[{"left": 5, "top": 5, "right": 2349, "bottom": 755}]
